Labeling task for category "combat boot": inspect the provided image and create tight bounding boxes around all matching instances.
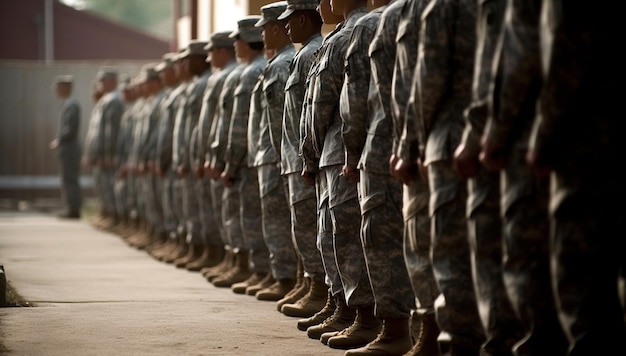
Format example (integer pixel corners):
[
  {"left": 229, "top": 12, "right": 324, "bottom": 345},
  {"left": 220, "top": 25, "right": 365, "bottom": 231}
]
[
  {"left": 174, "top": 243, "right": 203, "bottom": 268},
  {"left": 231, "top": 271, "right": 265, "bottom": 294},
  {"left": 326, "top": 306, "right": 382, "bottom": 349},
  {"left": 212, "top": 249, "right": 252, "bottom": 288},
  {"left": 307, "top": 293, "right": 356, "bottom": 340},
  {"left": 162, "top": 235, "right": 189, "bottom": 264},
  {"left": 245, "top": 272, "right": 275, "bottom": 296},
  {"left": 256, "top": 278, "right": 296, "bottom": 301},
  {"left": 344, "top": 317, "right": 412, "bottom": 355},
  {"left": 297, "top": 289, "right": 335, "bottom": 331},
  {"left": 404, "top": 311, "right": 440, "bottom": 356},
  {"left": 186, "top": 244, "right": 224, "bottom": 272},
  {"left": 204, "top": 247, "right": 234, "bottom": 281},
  {"left": 281, "top": 278, "right": 328, "bottom": 318},
  {"left": 276, "top": 276, "right": 309, "bottom": 312}
]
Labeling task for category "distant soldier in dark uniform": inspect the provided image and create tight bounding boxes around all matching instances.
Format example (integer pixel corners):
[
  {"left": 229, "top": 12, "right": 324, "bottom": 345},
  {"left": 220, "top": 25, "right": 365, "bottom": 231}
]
[{"left": 50, "top": 75, "right": 82, "bottom": 219}]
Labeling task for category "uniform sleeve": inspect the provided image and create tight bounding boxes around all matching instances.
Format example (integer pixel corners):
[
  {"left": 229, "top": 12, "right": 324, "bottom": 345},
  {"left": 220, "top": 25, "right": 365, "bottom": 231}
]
[
  {"left": 311, "top": 44, "right": 341, "bottom": 159},
  {"left": 224, "top": 79, "right": 254, "bottom": 177},
  {"left": 300, "top": 65, "right": 319, "bottom": 172},
  {"left": 59, "top": 103, "right": 80, "bottom": 144},
  {"left": 264, "top": 67, "right": 289, "bottom": 161}
]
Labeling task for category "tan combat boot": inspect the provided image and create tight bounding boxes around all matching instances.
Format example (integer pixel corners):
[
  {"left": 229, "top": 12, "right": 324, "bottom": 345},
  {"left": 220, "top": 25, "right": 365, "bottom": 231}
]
[
  {"left": 212, "top": 250, "right": 252, "bottom": 288},
  {"left": 326, "top": 306, "right": 382, "bottom": 349},
  {"left": 344, "top": 317, "right": 412, "bottom": 355},
  {"left": 281, "top": 278, "right": 328, "bottom": 318},
  {"left": 231, "top": 271, "right": 265, "bottom": 294},
  {"left": 297, "top": 289, "right": 335, "bottom": 331},
  {"left": 202, "top": 246, "right": 232, "bottom": 279},
  {"left": 174, "top": 243, "right": 203, "bottom": 268},
  {"left": 307, "top": 293, "right": 356, "bottom": 340},
  {"left": 186, "top": 244, "right": 223, "bottom": 272},
  {"left": 275, "top": 259, "right": 306, "bottom": 310},
  {"left": 404, "top": 311, "right": 441, "bottom": 356},
  {"left": 162, "top": 235, "right": 189, "bottom": 264},
  {"left": 256, "top": 278, "right": 296, "bottom": 301},
  {"left": 245, "top": 272, "right": 275, "bottom": 296}
]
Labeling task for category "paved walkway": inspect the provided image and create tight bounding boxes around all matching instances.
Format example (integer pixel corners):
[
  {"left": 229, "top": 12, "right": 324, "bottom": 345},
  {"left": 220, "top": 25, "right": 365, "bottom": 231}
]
[{"left": 0, "top": 212, "right": 345, "bottom": 356}]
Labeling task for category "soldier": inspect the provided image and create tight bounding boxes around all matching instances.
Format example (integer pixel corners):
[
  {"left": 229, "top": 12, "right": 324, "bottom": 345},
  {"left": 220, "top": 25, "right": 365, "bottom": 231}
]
[
  {"left": 480, "top": 0, "right": 569, "bottom": 354},
  {"left": 339, "top": 1, "right": 418, "bottom": 355},
  {"left": 170, "top": 41, "right": 213, "bottom": 270},
  {"left": 275, "top": 0, "right": 328, "bottom": 321},
  {"left": 84, "top": 67, "right": 123, "bottom": 230},
  {"left": 452, "top": 0, "right": 525, "bottom": 354},
  {"left": 50, "top": 75, "right": 82, "bottom": 219},
  {"left": 389, "top": 1, "right": 442, "bottom": 354},
  {"left": 303, "top": 0, "right": 377, "bottom": 348},
  {"left": 247, "top": 1, "right": 300, "bottom": 303},
  {"left": 406, "top": 0, "right": 484, "bottom": 354},
  {"left": 528, "top": 1, "right": 625, "bottom": 353}
]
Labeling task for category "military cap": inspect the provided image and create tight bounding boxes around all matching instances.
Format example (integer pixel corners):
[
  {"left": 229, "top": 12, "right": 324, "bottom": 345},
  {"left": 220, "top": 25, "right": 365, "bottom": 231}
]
[
  {"left": 255, "top": 1, "right": 288, "bottom": 27},
  {"left": 140, "top": 63, "right": 160, "bottom": 82},
  {"left": 117, "top": 73, "right": 132, "bottom": 90},
  {"left": 96, "top": 66, "right": 119, "bottom": 81},
  {"left": 155, "top": 52, "right": 177, "bottom": 72},
  {"left": 277, "top": 0, "right": 320, "bottom": 20},
  {"left": 54, "top": 74, "right": 74, "bottom": 85},
  {"left": 229, "top": 16, "right": 264, "bottom": 43},
  {"left": 205, "top": 31, "right": 236, "bottom": 51},
  {"left": 179, "top": 40, "right": 210, "bottom": 58}
]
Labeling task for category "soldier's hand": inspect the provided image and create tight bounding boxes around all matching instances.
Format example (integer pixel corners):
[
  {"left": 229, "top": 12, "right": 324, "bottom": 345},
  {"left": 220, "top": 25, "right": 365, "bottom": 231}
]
[
  {"left": 49, "top": 139, "right": 59, "bottom": 150},
  {"left": 220, "top": 172, "right": 234, "bottom": 187},
  {"left": 392, "top": 158, "right": 417, "bottom": 185},
  {"left": 341, "top": 165, "right": 359, "bottom": 184},
  {"left": 454, "top": 142, "right": 479, "bottom": 179},
  {"left": 479, "top": 138, "right": 506, "bottom": 172},
  {"left": 194, "top": 164, "right": 203, "bottom": 179},
  {"left": 146, "top": 161, "right": 155, "bottom": 173},
  {"left": 526, "top": 149, "right": 551, "bottom": 179},
  {"left": 177, "top": 165, "right": 187, "bottom": 178},
  {"left": 118, "top": 166, "right": 127, "bottom": 179},
  {"left": 155, "top": 166, "right": 163, "bottom": 177},
  {"left": 301, "top": 171, "right": 316, "bottom": 186},
  {"left": 137, "top": 163, "right": 145, "bottom": 175}
]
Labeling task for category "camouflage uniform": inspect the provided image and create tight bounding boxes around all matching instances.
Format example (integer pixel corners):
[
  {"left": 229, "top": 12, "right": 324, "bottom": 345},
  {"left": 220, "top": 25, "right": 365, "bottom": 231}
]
[
  {"left": 409, "top": 0, "right": 484, "bottom": 351},
  {"left": 204, "top": 59, "right": 240, "bottom": 248},
  {"left": 483, "top": 0, "right": 568, "bottom": 353},
  {"left": 172, "top": 79, "right": 191, "bottom": 238},
  {"left": 311, "top": 6, "right": 374, "bottom": 308},
  {"left": 259, "top": 43, "right": 298, "bottom": 280},
  {"left": 209, "top": 62, "right": 246, "bottom": 250},
  {"left": 56, "top": 95, "right": 82, "bottom": 214},
  {"left": 530, "top": 1, "right": 625, "bottom": 353},
  {"left": 392, "top": 0, "right": 439, "bottom": 318},
  {"left": 282, "top": 32, "right": 324, "bottom": 283},
  {"left": 114, "top": 93, "right": 137, "bottom": 223},
  {"left": 351, "top": 1, "right": 414, "bottom": 320},
  {"left": 461, "top": 0, "right": 524, "bottom": 353}
]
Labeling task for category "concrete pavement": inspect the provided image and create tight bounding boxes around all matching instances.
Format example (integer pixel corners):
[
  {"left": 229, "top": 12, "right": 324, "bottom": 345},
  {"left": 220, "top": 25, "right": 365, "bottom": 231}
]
[{"left": 0, "top": 212, "right": 345, "bottom": 356}]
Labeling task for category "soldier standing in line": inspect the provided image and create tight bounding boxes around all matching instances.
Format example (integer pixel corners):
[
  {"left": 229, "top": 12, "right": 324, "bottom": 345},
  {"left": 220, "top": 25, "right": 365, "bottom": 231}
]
[
  {"left": 303, "top": 0, "right": 376, "bottom": 348},
  {"left": 480, "top": 1, "right": 569, "bottom": 354},
  {"left": 50, "top": 75, "right": 82, "bottom": 219},
  {"left": 527, "top": 1, "right": 625, "bottom": 353},
  {"left": 171, "top": 41, "right": 213, "bottom": 269},
  {"left": 84, "top": 68, "right": 123, "bottom": 230},
  {"left": 275, "top": 0, "right": 328, "bottom": 322},
  {"left": 340, "top": 1, "right": 418, "bottom": 355},
  {"left": 250, "top": 2, "right": 300, "bottom": 303},
  {"left": 405, "top": 0, "right": 485, "bottom": 354},
  {"left": 452, "top": 0, "right": 525, "bottom": 354},
  {"left": 210, "top": 17, "right": 267, "bottom": 289}
]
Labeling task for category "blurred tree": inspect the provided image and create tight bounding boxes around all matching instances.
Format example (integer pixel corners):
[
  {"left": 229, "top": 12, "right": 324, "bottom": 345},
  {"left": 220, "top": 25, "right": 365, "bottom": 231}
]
[{"left": 60, "top": 0, "right": 172, "bottom": 40}]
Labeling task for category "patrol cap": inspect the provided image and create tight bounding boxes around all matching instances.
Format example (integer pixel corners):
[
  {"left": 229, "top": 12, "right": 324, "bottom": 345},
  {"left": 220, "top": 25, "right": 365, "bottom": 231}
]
[
  {"left": 179, "top": 40, "right": 210, "bottom": 58},
  {"left": 255, "top": 1, "right": 288, "bottom": 27},
  {"left": 54, "top": 74, "right": 74, "bottom": 85},
  {"left": 117, "top": 73, "right": 131, "bottom": 90},
  {"left": 229, "top": 16, "right": 264, "bottom": 43},
  {"left": 205, "top": 31, "right": 236, "bottom": 51},
  {"left": 96, "top": 66, "right": 118, "bottom": 81},
  {"left": 155, "top": 52, "right": 177, "bottom": 72},
  {"left": 277, "top": 0, "right": 320, "bottom": 20},
  {"left": 138, "top": 63, "right": 160, "bottom": 82}
]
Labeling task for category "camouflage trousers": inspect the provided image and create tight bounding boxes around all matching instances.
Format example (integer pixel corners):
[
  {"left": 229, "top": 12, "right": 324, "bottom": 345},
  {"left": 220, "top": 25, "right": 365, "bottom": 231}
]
[
  {"left": 144, "top": 173, "right": 165, "bottom": 238},
  {"left": 288, "top": 172, "right": 325, "bottom": 283},
  {"left": 468, "top": 168, "right": 523, "bottom": 354},
  {"left": 94, "top": 166, "right": 117, "bottom": 216},
  {"left": 161, "top": 170, "right": 178, "bottom": 239},
  {"left": 359, "top": 171, "right": 414, "bottom": 318},
  {"left": 114, "top": 176, "right": 128, "bottom": 220},
  {"left": 183, "top": 175, "right": 202, "bottom": 245},
  {"left": 316, "top": 172, "right": 342, "bottom": 296},
  {"left": 428, "top": 160, "right": 484, "bottom": 350},
  {"left": 501, "top": 153, "right": 567, "bottom": 355},
  {"left": 324, "top": 165, "right": 374, "bottom": 308},
  {"left": 259, "top": 164, "right": 297, "bottom": 280},
  {"left": 236, "top": 167, "right": 267, "bottom": 271},
  {"left": 58, "top": 149, "right": 82, "bottom": 213},
  {"left": 403, "top": 177, "right": 439, "bottom": 312},
  {"left": 172, "top": 177, "right": 186, "bottom": 238},
  {"left": 550, "top": 168, "right": 626, "bottom": 355},
  {"left": 195, "top": 177, "right": 221, "bottom": 246},
  {"left": 210, "top": 179, "right": 228, "bottom": 246}
]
